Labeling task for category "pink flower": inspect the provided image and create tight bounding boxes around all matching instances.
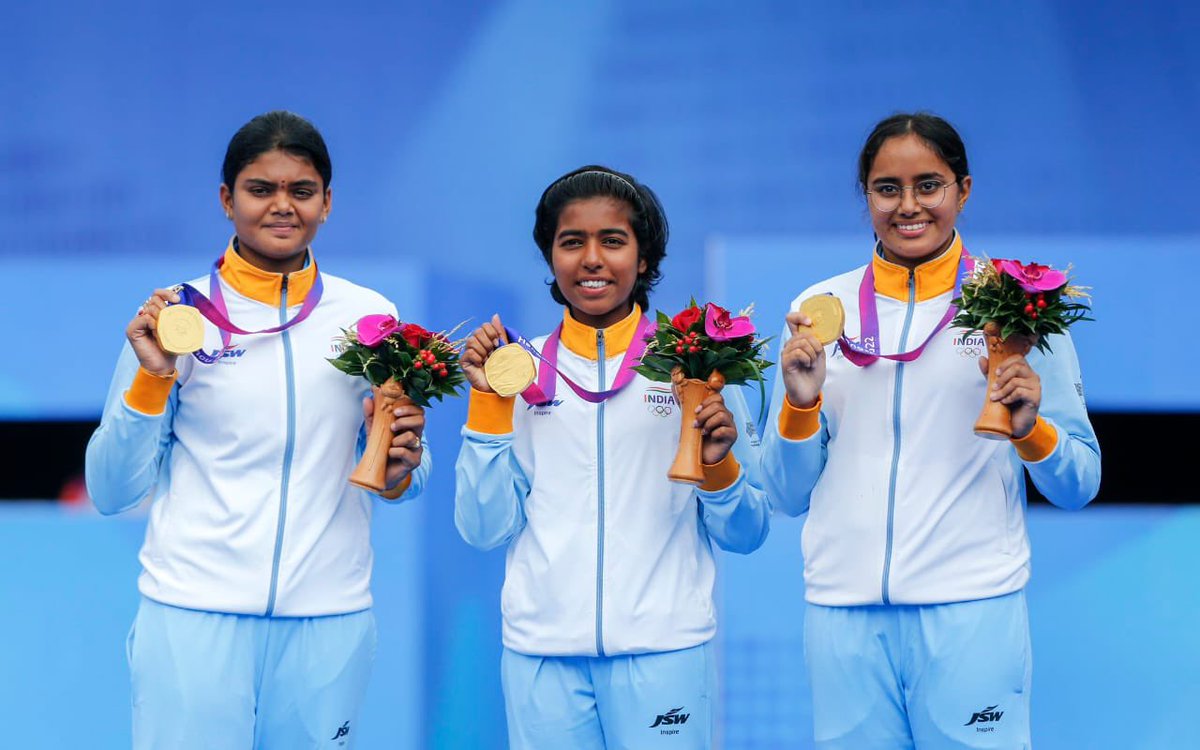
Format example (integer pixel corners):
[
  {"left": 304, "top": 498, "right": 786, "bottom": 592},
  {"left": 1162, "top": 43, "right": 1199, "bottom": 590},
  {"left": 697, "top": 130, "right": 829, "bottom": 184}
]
[
  {"left": 998, "top": 260, "right": 1067, "bottom": 293},
  {"left": 356, "top": 314, "right": 399, "bottom": 348},
  {"left": 704, "top": 303, "right": 755, "bottom": 341}
]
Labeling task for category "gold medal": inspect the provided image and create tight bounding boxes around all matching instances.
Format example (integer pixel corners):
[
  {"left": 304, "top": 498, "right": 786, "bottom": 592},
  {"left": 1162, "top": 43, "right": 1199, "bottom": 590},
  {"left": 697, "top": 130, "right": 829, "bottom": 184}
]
[
  {"left": 484, "top": 343, "right": 537, "bottom": 397},
  {"left": 155, "top": 304, "right": 206, "bottom": 355},
  {"left": 798, "top": 295, "right": 846, "bottom": 345}
]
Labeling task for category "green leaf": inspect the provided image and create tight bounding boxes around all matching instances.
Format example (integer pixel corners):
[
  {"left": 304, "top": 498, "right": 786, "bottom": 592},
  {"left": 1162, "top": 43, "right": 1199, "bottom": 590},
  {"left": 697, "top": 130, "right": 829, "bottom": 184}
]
[
  {"left": 327, "top": 357, "right": 360, "bottom": 377},
  {"left": 364, "top": 360, "right": 390, "bottom": 386},
  {"left": 753, "top": 368, "right": 768, "bottom": 423},
  {"left": 633, "top": 365, "right": 673, "bottom": 383}
]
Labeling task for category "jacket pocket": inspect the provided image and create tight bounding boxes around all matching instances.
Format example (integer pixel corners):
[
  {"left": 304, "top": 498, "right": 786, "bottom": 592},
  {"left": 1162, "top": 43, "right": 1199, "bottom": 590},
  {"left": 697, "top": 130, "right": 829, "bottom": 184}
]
[{"left": 992, "top": 458, "right": 1017, "bottom": 556}]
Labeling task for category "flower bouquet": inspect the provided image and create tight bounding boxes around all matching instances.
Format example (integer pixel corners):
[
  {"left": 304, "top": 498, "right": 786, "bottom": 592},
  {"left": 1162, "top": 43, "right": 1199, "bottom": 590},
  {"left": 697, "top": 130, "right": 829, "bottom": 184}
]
[
  {"left": 329, "top": 314, "right": 466, "bottom": 491},
  {"left": 951, "top": 259, "right": 1091, "bottom": 439},
  {"left": 635, "top": 301, "right": 772, "bottom": 484}
]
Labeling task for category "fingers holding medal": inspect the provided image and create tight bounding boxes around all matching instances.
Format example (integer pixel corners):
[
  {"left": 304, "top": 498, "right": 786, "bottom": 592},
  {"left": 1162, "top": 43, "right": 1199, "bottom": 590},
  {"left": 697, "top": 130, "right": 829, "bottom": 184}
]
[
  {"left": 127, "top": 287, "right": 187, "bottom": 375},
  {"left": 783, "top": 295, "right": 844, "bottom": 355},
  {"left": 781, "top": 294, "right": 844, "bottom": 409},
  {"left": 463, "top": 313, "right": 535, "bottom": 397}
]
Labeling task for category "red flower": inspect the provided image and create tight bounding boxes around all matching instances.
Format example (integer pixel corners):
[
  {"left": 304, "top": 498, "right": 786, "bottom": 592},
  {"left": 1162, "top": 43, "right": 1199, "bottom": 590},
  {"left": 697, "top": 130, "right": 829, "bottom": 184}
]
[
  {"left": 671, "top": 305, "right": 703, "bottom": 333},
  {"left": 400, "top": 323, "right": 434, "bottom": 348}
]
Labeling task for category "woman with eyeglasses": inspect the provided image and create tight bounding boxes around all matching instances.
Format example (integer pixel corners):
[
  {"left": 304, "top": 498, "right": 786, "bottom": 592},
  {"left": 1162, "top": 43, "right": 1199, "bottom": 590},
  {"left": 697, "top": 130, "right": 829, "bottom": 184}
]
[{"left": 760, "top": 112, "right": 1100, "bottom": 749}]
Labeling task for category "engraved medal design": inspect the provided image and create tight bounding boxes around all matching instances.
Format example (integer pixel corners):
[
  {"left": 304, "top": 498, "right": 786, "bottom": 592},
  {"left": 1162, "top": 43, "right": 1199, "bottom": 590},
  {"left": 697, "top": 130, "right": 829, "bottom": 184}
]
[
  {"left": 483, "top": 343, "right": 537, "bottom": 397},
  {"left": 155, "top": 304, "right": 206, "bottom": 354},
  {"left": 798, "top": 295, "right": 845, "bottom": 345}
]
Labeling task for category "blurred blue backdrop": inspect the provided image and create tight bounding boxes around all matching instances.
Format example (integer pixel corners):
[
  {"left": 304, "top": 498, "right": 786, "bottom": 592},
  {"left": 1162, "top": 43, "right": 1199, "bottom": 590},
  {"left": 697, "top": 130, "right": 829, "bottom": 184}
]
[{"left": 1, "top": 1, "right": 1196, "bottom": 747}]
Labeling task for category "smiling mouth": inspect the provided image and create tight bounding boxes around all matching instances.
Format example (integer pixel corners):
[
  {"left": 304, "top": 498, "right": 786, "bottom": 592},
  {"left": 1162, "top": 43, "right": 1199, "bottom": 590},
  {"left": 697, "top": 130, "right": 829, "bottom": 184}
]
[
  {"left": 896, "top": 222, "right": 929, "bottom": 232},
  {"left": 577, "top": 280, "right": 612, "bottom": 289}
]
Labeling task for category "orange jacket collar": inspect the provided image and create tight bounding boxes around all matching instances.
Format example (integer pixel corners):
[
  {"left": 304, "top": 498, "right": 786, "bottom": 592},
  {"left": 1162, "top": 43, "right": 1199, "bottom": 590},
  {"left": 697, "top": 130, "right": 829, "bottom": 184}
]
[
  {"left": 872, "top": 232, "right": 963, "bottom": 302},
  {"left": 218, "top": 240, "right": 317, "bottom": 306},
  {"left": 560, "top": 305, "right": 643, "bottom": 360}
]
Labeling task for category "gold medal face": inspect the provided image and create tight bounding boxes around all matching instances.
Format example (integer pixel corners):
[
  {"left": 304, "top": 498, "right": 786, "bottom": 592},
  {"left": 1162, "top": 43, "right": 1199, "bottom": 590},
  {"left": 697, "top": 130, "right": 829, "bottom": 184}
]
[
  {"left": 484, "top": 343, "right": 537, "bottom": 397},
  {"left": 155, "top": 305, "right": 206, "bottom": 355},
  {"left": 799, "top": 295, "right": 846, "bottom": 345}
]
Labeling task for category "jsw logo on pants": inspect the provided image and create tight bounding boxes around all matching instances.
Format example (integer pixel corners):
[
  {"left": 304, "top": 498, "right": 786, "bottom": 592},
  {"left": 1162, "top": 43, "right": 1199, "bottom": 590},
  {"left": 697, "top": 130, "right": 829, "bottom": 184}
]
[
  {"left": 965, "top": 705, "right": 1004, "bottom": 726},
  {"left": 330, "top": 721, "right": 350, "bottom": 740},
  {"left": 650, "top": 707, "right": 689, "bottom": 728}
]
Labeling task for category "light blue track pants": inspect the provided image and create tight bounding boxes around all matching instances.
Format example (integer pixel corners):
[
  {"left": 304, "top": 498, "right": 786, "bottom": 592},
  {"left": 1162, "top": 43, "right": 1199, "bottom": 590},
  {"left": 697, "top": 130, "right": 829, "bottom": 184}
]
[
  {"left": 805, "top": 590, "right": 1032, "bottom": 750},
  {"left": 127, "top": 596, "right": 376, "bottom": 750},
  {"left": 502, "top": 642, "right": 716, "bottom": 750}
]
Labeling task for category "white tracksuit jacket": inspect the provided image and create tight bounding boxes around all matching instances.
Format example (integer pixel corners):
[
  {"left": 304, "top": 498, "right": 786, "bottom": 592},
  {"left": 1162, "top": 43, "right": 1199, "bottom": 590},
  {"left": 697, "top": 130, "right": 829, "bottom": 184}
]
[
  {"left": 454, "top": 307, "right": 771, "bottom": 657},
  {"left": 85, "top": 244, "right": 429, "bottom": 617},
  {"left": 761, "top": 235, "right": 1101, "bottom": 607}
]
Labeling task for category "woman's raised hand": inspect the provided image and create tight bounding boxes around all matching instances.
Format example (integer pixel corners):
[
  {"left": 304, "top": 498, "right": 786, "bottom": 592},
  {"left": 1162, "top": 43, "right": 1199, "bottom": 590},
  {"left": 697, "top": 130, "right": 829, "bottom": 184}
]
[
  {"left": 126, "top": 288, "right": 181, "bottom": 376},
  {"left": 461, "top": 313, "right": 508, "bottom": 393},
  {"left": 780, "top": 311, "right": 827, "bottom": 409}
]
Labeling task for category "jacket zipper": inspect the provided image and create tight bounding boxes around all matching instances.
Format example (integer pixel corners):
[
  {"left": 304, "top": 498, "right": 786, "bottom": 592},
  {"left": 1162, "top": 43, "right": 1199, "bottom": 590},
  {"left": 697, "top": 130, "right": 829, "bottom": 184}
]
[
  {"left": 595, "top": 328, "right": 607, "bottom": 657},
  {"left": 881, "top": 270, "right": 916, "bottom": 605},
  {"left": 265, "top": 274, "right": 298, "bottom": 616}
]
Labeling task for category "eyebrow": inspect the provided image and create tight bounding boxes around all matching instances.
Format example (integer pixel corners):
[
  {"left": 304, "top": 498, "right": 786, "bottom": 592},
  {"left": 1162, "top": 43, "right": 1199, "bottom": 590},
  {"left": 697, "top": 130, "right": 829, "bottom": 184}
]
[
  {"left": 556, "top": 227, "right": 630, "bottom": 239},
  {"left": 871, "top": 171, "right": 948, "bottom": 185},
  {"left": 242, "top": 178, "right": 322, "bottom": 188}
]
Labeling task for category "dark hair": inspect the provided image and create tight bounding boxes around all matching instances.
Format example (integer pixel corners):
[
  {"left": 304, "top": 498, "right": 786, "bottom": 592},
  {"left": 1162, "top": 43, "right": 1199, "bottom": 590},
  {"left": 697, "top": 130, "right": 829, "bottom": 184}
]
[
  {"left": 533, "top": 165, "right": 668, "bottom": 312},
  {"left": 221, "top": 111, "right": 332, "bottom": 190},
  {"left": 857, "top": 112, "right": 969, "bottom": 191}
]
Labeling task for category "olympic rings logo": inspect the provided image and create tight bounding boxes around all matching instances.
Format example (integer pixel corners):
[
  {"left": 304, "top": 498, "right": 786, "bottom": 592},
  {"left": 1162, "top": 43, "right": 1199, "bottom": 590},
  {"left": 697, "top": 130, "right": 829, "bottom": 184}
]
[
  {"left": 647, "top": 404, "right": 674, "bottom": 417},
  {"left": 958, "top": 347, "right": 982, "bottom": 358}
]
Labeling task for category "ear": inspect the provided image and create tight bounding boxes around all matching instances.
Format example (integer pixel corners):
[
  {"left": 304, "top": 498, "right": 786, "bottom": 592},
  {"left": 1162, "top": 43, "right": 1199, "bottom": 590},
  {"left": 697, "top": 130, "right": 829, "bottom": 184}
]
[
  {"left": 322, "top": 187, "right": 333, "bottom": 223},
  {"left": 219, "top": 184, "right": 233, "bottom": 218},
  {"left": 638, "top": 256, "right": 648, "bottom": 275},
  {"left": 957, "top": 175, "right": 972, "bottom": 210}
]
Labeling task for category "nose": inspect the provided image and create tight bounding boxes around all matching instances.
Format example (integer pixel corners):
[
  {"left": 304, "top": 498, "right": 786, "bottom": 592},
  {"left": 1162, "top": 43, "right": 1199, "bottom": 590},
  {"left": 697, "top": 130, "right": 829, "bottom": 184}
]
[
  {"left": 898, "top": 186, "right": 921, "bottom": 215},
  {"left": 271, "top": 188, "right": 294, "bottom": 214},
  {"left": 582, "top": 238, "right": 603, "bottom": 269}
]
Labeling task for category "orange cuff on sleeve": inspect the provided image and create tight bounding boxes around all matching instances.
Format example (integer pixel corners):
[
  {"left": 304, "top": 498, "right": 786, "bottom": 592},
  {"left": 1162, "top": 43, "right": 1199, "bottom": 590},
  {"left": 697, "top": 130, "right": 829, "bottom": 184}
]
[
  {"left": 123, "top": 367, "right": 177, "bottom": 415},
  {"left": 778, "top": 394, "right": 822, "bottom": 441},
  {"left": 466, "top": 388, "right": 516, "bottom": 434},
  {"left": 1012, "top": 416, "right": 1058, "bottom": 462},
  {"left": 378, "top": 474, "right": 412, "bottom": 500},
  {"left": 700, "top": 452, "right": 741, "bottom": 492}
]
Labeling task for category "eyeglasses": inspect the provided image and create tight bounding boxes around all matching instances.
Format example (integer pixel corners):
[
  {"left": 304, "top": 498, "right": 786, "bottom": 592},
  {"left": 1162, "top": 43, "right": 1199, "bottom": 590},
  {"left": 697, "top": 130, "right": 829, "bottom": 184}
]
[{"left": 865, "top": 179, "right": 957, "bottom": 212}]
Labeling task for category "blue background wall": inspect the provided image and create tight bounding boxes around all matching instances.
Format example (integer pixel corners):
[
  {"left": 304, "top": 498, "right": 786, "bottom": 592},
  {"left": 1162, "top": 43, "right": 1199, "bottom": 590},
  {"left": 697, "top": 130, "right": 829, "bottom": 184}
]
[
  {"left": 1, "top": 1, "right": 1196, "bottom": 747},
  {"left": 3, "top": 0, "right": 1198, "bottom": 417}
]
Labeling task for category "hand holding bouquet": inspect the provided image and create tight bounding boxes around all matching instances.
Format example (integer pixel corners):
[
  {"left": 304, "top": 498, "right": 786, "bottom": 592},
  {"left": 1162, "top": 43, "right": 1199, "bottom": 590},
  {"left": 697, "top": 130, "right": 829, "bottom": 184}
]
[
  {"left": 951, "top": 259, "right": 1091, "bottom": 438},
  {"left": 635, "top": 301, "right": 772, "bottom": 484},
  {"left": 329, "top": 314, "right": 466, "bottom": 491}
]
